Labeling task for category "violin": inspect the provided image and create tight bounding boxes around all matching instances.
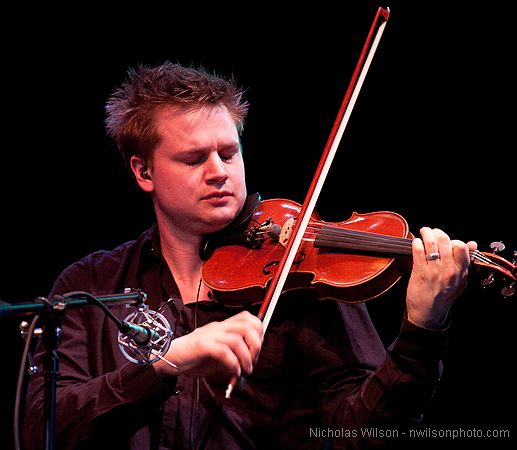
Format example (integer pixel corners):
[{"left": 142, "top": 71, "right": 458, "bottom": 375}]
[{"left": 201, "top": 195, "right": 516, "bottom": 306}]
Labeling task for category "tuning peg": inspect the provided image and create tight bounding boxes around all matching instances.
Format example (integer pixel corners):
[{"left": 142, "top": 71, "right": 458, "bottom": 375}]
[
  {"left": 490, "top": 241, "right": 505, "bottom": 253},
  {"left": 501, "top": 281, "right": 515, "bottom": 298},
  {"left": 480, "top": 242, "right": 514, "bottom": 289},
  {"left": 478, "top": 243, "right": 516, "bottom": 296},
  {"left": 499, "top": 249, "right": 516, "bottom": 297},
  {"left": 502, "top": 251, "right": 517, "bottom": 297},
  {"left": 480, "top": 272, "right": 495, "bottom": 287}
]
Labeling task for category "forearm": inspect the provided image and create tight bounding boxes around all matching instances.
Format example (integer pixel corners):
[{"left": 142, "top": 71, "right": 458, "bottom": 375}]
[{"left": 326, "top": 318, "right": 447, "bottom": 431}]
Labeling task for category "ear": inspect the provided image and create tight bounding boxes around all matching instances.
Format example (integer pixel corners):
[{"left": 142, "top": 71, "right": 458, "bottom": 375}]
[{"left": 130, "top": 156, "right": 154, "bottom": 192}]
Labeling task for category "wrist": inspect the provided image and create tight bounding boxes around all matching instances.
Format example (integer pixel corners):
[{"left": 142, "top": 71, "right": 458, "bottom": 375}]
[{"left": 153, "top": 356, "right": 182, "bottom": 377}]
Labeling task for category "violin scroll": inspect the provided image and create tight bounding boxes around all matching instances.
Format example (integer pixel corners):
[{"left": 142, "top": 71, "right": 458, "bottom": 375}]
[{"left": 472, "top": 241, "right": 516, "bottom": 298}]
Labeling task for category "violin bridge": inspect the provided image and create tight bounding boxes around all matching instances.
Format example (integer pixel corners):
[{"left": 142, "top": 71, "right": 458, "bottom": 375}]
[{"left": 279, "top": 218, "right": 295, "bottom": 247}]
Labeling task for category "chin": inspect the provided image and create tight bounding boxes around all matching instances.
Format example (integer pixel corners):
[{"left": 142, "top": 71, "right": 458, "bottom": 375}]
[
  {"left": 199, "top": 208, "right": 237, "bottom": 234},
  {"left": 211, "top": 212, "right": 238, "bottom": 231},
  {"left": 203, "top": 194, "right": 245, "bottom": 233}
]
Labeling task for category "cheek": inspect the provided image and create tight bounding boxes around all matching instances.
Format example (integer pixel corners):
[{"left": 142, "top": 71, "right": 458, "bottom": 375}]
[
  {"left": 233, "top": 168, "right": 247, "bottom": 206},
  {"left": 231, "top": 160, "right": 246, "bottom": 185},
  {"left": 155, "top": 165, "right": 193, "bottom": 190},
  {"left": 153, "top": 173, "right": 191, "bottom": 203}
]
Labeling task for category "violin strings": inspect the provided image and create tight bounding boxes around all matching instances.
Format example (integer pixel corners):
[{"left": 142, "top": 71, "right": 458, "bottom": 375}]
[
  {"left": 470, "top": 249, "right": 508, "bottom": 271},
  {"left": 275, "top": 221, "right": 514, "bottom": 277},
  {"left": 317, "top": 226, "right": 411, "bottom": 245},
  {"left": 471, "top": 250, "right": 493, "bottom": 265},
  {"left": 308, "top": 224, "right": 412, "bottom": 255},
  {"left": 305, "top": 221, "right": 410, "bottom": 244}
]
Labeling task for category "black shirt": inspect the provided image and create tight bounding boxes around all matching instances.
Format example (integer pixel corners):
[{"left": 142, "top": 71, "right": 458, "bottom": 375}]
[{"left": 23, "top": 224, "right": 448, "bottom": 450}]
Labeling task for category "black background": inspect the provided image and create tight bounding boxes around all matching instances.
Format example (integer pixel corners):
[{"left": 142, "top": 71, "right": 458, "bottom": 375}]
[{"left": 1, "top": 1, "right": 515, "bottom": 449}]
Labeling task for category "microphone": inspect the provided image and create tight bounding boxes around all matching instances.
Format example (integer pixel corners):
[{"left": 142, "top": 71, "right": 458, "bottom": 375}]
[
  {"left": 117, "top": 306, "right": 173, "bottom": 365},
  {"left": 118, "top": 321, "right": 161, "bottom": 347}
]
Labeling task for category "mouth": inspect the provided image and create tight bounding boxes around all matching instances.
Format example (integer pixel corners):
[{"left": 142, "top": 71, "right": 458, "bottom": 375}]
[{"left": 202, "top": 191, "right": 233, "bottom": 204}]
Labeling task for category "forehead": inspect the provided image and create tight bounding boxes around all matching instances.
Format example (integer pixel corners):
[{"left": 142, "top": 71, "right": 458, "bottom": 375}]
[
  {"left": 152, "top": 104, "right": 240, "bottom": 157},
  {"left": 155, "top": 104, "right": 238, "bottom": 137}
]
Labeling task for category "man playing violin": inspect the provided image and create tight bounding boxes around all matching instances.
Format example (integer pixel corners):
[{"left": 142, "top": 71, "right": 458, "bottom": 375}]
[{"left": 23, "top": 61, "right": 477, "bottom": 450}]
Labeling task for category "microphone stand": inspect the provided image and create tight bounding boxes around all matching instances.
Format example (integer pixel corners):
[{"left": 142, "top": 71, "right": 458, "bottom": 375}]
[
  {"left": 0, "top": 289, "right": 145, "bottom": 450},
  {"left": 41, "top": 296, "right": 63, "bottom": 450}
]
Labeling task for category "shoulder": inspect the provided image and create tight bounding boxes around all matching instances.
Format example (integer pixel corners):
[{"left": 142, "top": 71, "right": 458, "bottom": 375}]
[
  {"left": 68, "top": 237, "right": 139, "bottom": 272},
  {"left": 51, "top": 227, "right": 155, "bottom": 295}
]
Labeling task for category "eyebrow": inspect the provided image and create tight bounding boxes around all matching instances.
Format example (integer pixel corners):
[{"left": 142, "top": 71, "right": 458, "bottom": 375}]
[{"left": 178, "top": 142, "right": 240, "bottom": 155}]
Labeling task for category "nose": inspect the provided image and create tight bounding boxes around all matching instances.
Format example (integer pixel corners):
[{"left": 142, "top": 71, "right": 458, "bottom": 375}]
[{"left": 205, "top": 153, "right": 228, "bottom": 183}]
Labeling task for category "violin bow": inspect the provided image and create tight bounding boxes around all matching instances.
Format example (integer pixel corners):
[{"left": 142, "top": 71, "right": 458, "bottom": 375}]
[{"left": 226, "top": 6, "right": 391, "bottom": 398}]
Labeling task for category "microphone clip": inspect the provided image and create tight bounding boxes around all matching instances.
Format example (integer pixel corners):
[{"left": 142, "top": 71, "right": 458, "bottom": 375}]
[{"left": 118, "top": 303, "right": 173, "bottom": 365}]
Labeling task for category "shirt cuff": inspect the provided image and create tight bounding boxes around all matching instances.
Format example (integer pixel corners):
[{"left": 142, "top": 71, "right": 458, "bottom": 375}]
[{"left": 389, "top": 317, "right": 450, "bottom": 362}]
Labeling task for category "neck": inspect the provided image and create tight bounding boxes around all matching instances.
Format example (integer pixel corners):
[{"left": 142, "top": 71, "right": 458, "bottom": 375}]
[{"left": 157, "top": 222, "right": 211, "bottom": 304}]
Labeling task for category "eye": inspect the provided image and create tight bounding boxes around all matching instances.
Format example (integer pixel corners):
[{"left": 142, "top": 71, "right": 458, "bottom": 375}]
[
  {"left": 220, "top": 153, "right": 234, "bottom": 162},
  {"left": 220, "top": 146, "right": 240, "bottom": 162},
  {"left": 185, "top": 158, "right": 203, "bottom": 166},
  {"left": 182, "top": 153, "right": 206, "bottom": 166}
]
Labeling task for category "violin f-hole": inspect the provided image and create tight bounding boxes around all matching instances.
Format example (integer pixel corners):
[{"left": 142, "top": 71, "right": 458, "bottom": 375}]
[{"left": 263, "top": 252, "right": 306, "bottom": 275}]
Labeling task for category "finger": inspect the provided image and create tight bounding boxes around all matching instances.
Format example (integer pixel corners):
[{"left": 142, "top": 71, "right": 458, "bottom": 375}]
[
  {"left": 227, "top": 311, "right": 264, "bottom": 337},
  {"left": 209, "top": 341, "right": 244, "bottom": 377},
  {"left": 433, "top": 228, "right": 453, "bottom": 263},
  {"left": 467, "top": 240, "right": 478, "bottom": 253},
  {"left": 223, "top": 312, "right": 265, "bottom": 356},
  {"left": 451, "top": 239, "right": 471, "bottom": 272},
  {"left": 243, "top": 327, "right": 263, "bottom": 366},
  {"left": 217, "top": 332, "right": 255, "bottom": 375},
  {"left": 416, "top": 226, "right": 441, "bottom": 263},
  {"left": 218, "top": 320, "right": 263, "bottom": 372},
  {"left": 411, "top": 235, "right": 426, "bottom": 263}
]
